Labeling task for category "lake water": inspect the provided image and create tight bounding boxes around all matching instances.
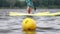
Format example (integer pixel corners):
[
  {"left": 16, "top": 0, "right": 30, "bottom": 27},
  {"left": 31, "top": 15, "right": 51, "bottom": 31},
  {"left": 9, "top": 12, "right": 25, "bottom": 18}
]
[{"left": 0, "top": 9, "right": 60, "bottom": 34}]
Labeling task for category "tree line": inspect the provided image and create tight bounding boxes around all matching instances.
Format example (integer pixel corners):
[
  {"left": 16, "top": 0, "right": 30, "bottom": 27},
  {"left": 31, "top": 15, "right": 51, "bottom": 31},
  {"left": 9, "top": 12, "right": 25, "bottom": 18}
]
[{"left": 0, "top": 0, "right": 60, "bottom": 8}]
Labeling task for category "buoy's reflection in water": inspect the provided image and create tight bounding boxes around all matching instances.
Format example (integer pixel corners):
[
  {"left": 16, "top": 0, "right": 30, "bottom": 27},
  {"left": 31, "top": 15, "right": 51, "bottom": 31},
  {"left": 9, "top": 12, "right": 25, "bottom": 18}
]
[{"left": 22, "top": 31, "right": 36, "bottom": 34}]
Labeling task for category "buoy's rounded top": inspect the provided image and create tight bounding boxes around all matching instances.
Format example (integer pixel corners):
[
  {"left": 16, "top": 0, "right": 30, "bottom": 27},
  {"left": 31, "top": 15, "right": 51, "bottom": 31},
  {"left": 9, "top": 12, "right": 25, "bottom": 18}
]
[{"left": 22, "top": 17, "right": 36, "bottom": 31}]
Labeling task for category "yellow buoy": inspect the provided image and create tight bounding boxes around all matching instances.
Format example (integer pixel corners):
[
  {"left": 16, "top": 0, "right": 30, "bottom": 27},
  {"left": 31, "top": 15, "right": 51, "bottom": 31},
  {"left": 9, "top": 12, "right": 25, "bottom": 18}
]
[
  {"left": 23, "top": 31, "right": 36, "bottom": 34},
  {"left": 22, "top": 18, "right": 36, "bottom": 31}
]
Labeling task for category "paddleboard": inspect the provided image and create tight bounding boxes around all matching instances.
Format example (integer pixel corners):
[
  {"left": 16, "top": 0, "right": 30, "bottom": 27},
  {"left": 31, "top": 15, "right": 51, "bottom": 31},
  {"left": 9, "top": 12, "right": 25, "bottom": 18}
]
[{"left": 9, "top": 12, "right": 60, "bottom": 16}]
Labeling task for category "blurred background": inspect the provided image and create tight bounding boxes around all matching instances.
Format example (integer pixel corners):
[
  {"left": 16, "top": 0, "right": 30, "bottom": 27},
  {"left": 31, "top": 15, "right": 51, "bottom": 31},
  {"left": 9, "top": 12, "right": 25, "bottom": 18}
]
[{"left": 0, "top": 0, "right": 60, "bottom": 9}]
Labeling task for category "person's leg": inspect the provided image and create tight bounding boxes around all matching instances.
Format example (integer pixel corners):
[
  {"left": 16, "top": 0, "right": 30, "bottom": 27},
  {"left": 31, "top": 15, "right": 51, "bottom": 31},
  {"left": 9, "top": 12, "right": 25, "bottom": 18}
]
[{"left": 26, "top": 6, "right": 32, "bottom": 14}]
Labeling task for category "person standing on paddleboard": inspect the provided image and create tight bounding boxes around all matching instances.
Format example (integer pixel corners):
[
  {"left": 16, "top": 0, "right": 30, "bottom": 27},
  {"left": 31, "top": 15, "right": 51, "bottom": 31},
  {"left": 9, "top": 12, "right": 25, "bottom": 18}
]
[
  {"left": 26, "top": 0, "right": 33, "bottom": 14},
  {"left": 26, "top": 0, "right": 39, "bottom": 14}
]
